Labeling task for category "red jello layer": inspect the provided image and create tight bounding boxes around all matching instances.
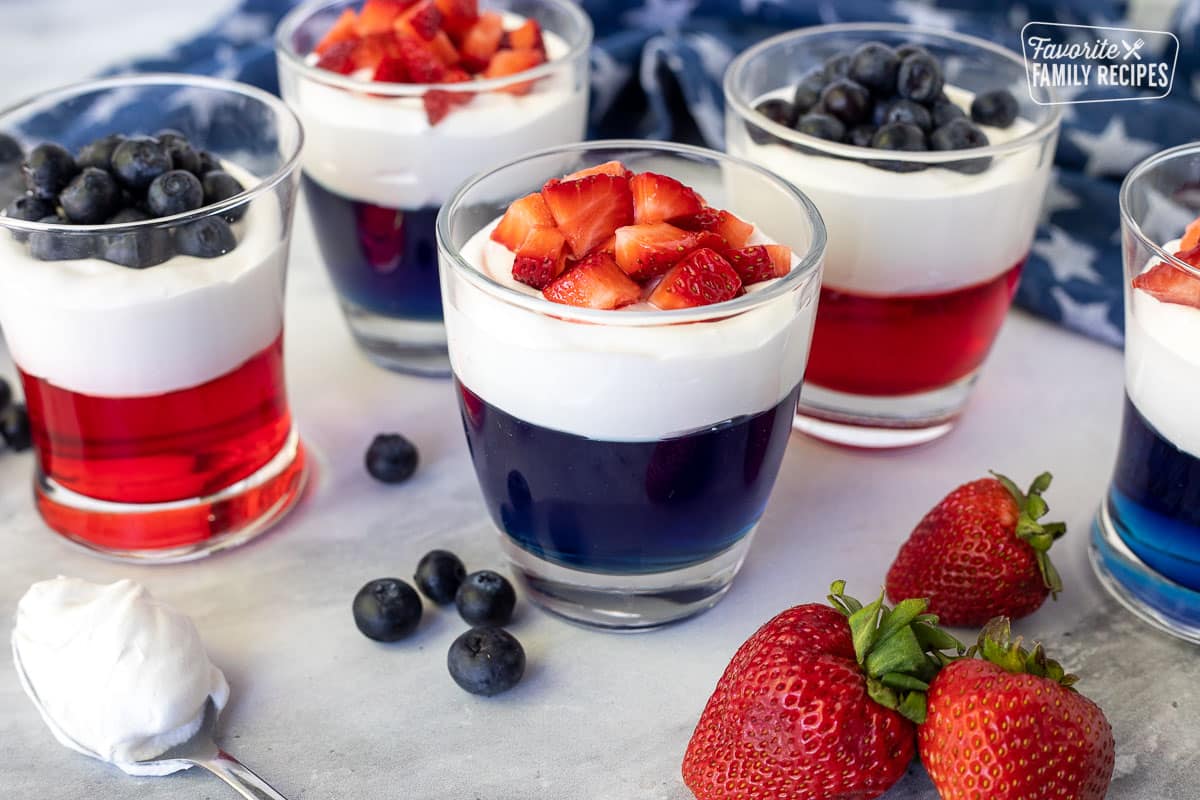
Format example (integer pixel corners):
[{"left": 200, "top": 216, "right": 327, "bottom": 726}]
[{"left": 804, "top": 261, "right": 1023, "bottom": 397}]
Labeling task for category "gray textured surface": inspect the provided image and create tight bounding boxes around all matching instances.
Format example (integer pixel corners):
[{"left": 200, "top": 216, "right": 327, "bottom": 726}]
[{"left": 1, "top": 4, "right": 1198, "bottom": 798}]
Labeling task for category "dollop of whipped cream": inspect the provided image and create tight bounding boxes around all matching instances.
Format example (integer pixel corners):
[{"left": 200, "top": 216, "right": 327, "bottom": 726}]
[{"left": 11, "top": 577, "right": 230, "bottom": 776}]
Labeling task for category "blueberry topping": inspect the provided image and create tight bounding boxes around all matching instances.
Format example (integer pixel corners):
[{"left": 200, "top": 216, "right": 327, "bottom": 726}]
[
  {"left": 22, "top": 143, "right": 78, "bottom": 200},
  {"left": 110, "top": 137, "right": 172, "bottom": 192},
  {"left": 823, "top": 53, "right": 852, "bottom": 80},
  {"left": 970, "top": 89, "right": 1019, "bottom": 128},
  {"left": 100, "top": 226, "right": 174, "bottom": 269},
  {"left": 175, "top": 216, "right": 236, "bottom": 258},
  {"left": 896, "top": 52, "right": 944, "bottom": 104},
  {"left": 848, "top": 42, "right": 899, "bottom": 95},
  {"left": 353, "top": 578, "right": 423, "bottom": 642},
  {"left": 59, "top": 167, "right": 121, "bottom": 224},
  {"left": 792, "top": 67, "right": 828, "bottom": 113},
  {"left": 455, "top": 569, "right": 516, "bottom": 627},
  {"left": 107, "top": 207, "right": 149, "bottom": 224},
  {"left": 895, "top": 43, "right": 932, "bottom": 61},
  {"left": 0, "top": 376, "right": 11, "bottom": 413},
  {"left": 202, "top": 170, "right": 246, "bottom": 221},
  {"left": 76, "top": 134, "right": 126, "bottom": 171},
  {"left": 447, "top": 627, "right": 525, "bottom": 697},
  {"left": 0, "top": 133, "right": 23, "bottom": 166},
  {"left": 4, "top": 194, "right": 54, "bottom": 222},
  {"left": 794, "top": 112, "right": 845, "bottom": 143},
  {"left": 414, "top": 549, "right": 467, "bottom": 605},
  {"left": 754, "top": 98, "right": 797, "bottom": 130},
  {"left": 870, "top": 122, "right": 929, "bottom": 172},
  {"left": 156, "top": 132, "right": 202, "bottom": 175},
  {"left": 819, "top": 78, "right": 872, "bottom": 125},
  {"left": 147, "top": 170, "right": 203, "bottom": 217},
  {"left": 879, "top": 98, "right": 933, "bottom": 133},
  {"left": 365, "top": 433, "right": 419, "bottom": 484},
  {"left": 29, "top": 225, "right": 94, "bottom": 261},
  {"left": 197, "top": 150, "right": 221, "bottom": 174},
  {"left": 930, "top": 118, "right": 989, "bottom": 150},
  {"left": 1, "top": 404, "right": 31, "bottom": 452},
  {"left": 847, "top": 124, "right": 877, "bottom": 148},
  {"left": 931, "top": 99, "right": 966, "bottom": 128}
]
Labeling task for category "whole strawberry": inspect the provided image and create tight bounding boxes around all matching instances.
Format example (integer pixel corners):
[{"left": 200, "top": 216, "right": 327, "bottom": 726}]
[
  {"left": 886, "top": 471, "right": 1066, "bottom": 626},
  {"left": 920, "top": 618, "right": 1115, "bottom": 800},
  {"left": 682, "top": 582, "right": 962, "bottom": 800}
]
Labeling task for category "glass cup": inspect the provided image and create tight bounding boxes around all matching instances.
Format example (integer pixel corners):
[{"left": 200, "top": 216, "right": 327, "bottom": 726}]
[
  {"left": 725, "top": 24, "right": 1062, "bottom": 447},
  {"left": 1092, "top": 142, "right": 1200, "bottom": 643},
  {"left": 0, "top": 75, "right": 307, "bottom": 562},
  {"left": 437, "top": 141, "right": 826, "bottom": 629},
  {"left": 275, "top": 0, "right": 592, "bottom": 376}
]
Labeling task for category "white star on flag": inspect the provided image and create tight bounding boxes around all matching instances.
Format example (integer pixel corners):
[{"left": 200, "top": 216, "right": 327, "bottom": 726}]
[
  {"left": 1033, "top": 226, "right": 1101, "bottom": 284},
  {"left": 1051, "top": 287, "right": 1124, "bottom": 346},
  {"left": 1039, "top": 170, "right": 1082, "bottom": 224},
  {"left": 890, "top": 0, "right": 958, "bottom": 30},
  {"left": 1067, "top": 118, "right": 1158, "bottom": 179},
  {"left": 740, "top": 0, "right": 790, "bottom": 13},
  {"left": 622, "top": 0, "right": 698, "bottom": 32},
  {"left": 589, "top": 48, "right": 632, "bottom": 123}
]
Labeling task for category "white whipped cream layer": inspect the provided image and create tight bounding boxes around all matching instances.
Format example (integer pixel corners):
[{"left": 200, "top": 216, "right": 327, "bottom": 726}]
[
  {"left": 12, "top": 577, "right": 230, "bottom": 777},
  {"left": 1126, "top": 238, "right": 1200, "bottom": 458},
  {"left": 444, "top": 218, "right": 819, "bottom": 441},
  {"left": 731, "top": 85, "right": 1052, "bottom": 295},
  {"left": 287, "top": 19, "right": 587, "bottom": 209},
  {"left": 0, "top": 163, "right": 287, "bottom": 398}
]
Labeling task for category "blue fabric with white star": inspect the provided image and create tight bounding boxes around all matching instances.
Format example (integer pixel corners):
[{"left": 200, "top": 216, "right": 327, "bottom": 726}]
[{"left": 102, "top": 0, "right": 1200, "bottom": 346}]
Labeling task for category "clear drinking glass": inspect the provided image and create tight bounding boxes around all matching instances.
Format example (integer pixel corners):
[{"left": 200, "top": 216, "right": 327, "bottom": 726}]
[
  {"left": 725, "top": 24, "right": 1062, "bottom": 447},
  {"left": 1092, "top": 142, "right": 1200, "bottom": 643},
  {"left": 275, "top": 0, "right": 592, "bottom": 376},
  {"left": 437, "top": 141, "right": 826, "bottom": 629},
  {"left": 0, "top": 75, "right": 307, "bottom": 562}
]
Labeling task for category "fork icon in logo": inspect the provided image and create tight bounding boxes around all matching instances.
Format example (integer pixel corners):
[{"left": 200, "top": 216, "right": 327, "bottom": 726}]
[{"left": 1122, "top": 38, "right": 1145, "bottom": 60}]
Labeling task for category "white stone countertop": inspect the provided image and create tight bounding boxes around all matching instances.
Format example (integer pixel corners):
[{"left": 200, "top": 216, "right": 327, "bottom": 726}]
[{"left": 0, "top": 3, "right": 1196, "bottom": 798}]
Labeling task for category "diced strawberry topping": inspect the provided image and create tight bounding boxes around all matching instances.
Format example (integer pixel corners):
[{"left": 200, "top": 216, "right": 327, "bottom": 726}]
[
  {"left": 505, "top": 19, "right": 545, "bottom": 52},
  {"left": 490, "top": 192, "right": 555, "bottom": 250},
  {"left": 458, "top": 12, "right": 504, "bottom": 73},
  {"left": 543, "top": 252, "right": 641, "bottom": 309},
  {"left": 512, "top": 228, "right": 568, "bottom": 289},
  {"left": 726, "top": 244, "right": 792, "bottom": 285},
  {"left": 484, "top": 48, "right": 545, "bottom": 94},
  {"left": 421, "top": 67, "right": 473, "bottom": 124},
  {"left": 429, "top": 30, "right": 460, "bottom": 65},
  {"left": 394, "top": 0, "right": 442, "bottom": 41},
  {"left": 391, "top": 36, "right": 445, "bottom": 82},
  {"left": 434, "top": 0, "right": 479, "bottom": 40},
  {"left": 675, "top": 207, "right": 754, "bottom": 249},
  {"left": 1183, "top": 216, "right": 1200, "bottom": 251},
  {"left": 350, "top": 33, "right": 398, "bottom": 71},
  {"left": 648, "top": 248, "right": 743, "bottom": 310},
  {"left": 542, "top": 174, "right": 635, "bottom": 258},
  {"left": 613, "top": 223, "right": 699, "bottom": 280},
  {"left": 562, "top": 161, "right": 632, "bottom": 182},
  {"left": 374, "top": 55, "right": 408, "bottom": 82},
  {"left": 315, "top": 39, "right": 358, "bottom": 74},
  {"left": 629, "top": 172, "right": 705, "bottom": 225},
  {"left": 357, "top": 0, "right": 409, "bottom": 35},
  {"left": 315, "top": 9, "right": 360, "bottom": 55},
  {"left": 1179, "top": 240, "right": 1200, "bottom": 268},
  {"left": 1132, "top": 259, "right": 1200, "bottom": 308}
]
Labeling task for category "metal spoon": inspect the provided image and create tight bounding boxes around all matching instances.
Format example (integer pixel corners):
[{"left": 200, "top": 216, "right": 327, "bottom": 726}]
[{"left": 13, "top": 644, "right": 289, "bottom": 799}]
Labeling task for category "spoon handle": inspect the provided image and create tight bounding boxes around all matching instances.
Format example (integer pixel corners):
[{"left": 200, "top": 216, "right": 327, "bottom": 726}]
[{"left": 194, "top": 750, "right": 291, "bottom": 800}]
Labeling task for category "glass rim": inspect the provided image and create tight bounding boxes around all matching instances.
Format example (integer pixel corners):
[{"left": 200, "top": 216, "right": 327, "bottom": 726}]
[
  {"left": 1120, "top": 140, "right": 1200, "bottom": 280},
  {"left": 436, "top": 138, "right": 828, "bottom": 327},
  {"left": 274, "top": 0, "right": 594, "bottom": 97},
  {"left": 723, "top": 22, "right": 1063, "bottom": 163},
  {"left": 0, "top": 73, "right": 304, "bottom": 234}
]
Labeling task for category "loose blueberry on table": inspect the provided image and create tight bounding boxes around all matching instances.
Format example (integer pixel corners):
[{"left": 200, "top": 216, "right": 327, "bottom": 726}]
[
  {"left": 455, "top": 569, "right": 516, "bottom": 626},
  {"left": 446, "top": 626, "right": 526, "bottom": 696},
  {"left": 353, "top": 577, "right": 424, "bottom": 642},
  {"left": 414, "top": 549, "right": 467, "bottom": 605},
  {"left": 0, "top": 376, "right": 30, "bottom": 453},
  {"left": 310, "top": 0, "right": 551, "bottom": 126},
  {"left": 750, "top": 40, "right": 1020, "bottom": 173},
  {"left": 0, "top": 130, "right": 246, "bottom": 268},
  {"left": 365, "top": 433, "right": 420, "bottom": 484}
]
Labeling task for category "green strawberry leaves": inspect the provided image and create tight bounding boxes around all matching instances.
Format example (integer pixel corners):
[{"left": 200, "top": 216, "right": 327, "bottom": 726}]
[
  {"left": 973, "top": 616, "right": 1080, "bottom": 689},
  {"left": 992, "top": 470, "right": 1067, "bottom": 597}
]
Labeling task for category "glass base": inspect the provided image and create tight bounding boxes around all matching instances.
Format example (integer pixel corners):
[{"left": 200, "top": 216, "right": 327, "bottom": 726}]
[
  {"left": 340, "top": 299, "right": 449, "bottom": 377},
  {"left": 1090, "top": 496, "right": 1200, "bottom": 644},
  {"left": 499, "top": 528, "right": 756, "bottom": 631},
  {"left": 793, "top": 375, "right": 974, "bottom": 448},
  {"left": 35, "top": 431, "right": 309, "bottom": 563}
]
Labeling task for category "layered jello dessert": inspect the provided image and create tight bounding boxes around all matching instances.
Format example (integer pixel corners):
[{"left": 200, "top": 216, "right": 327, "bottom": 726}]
[
  {"left": 276, "top": 0, "right": 591, "bottom": 375},
  {"left": 725, "top": 24, "right": 1061, "bottom": 447},
  {"left": 438, "top": 142, "right": 826, "bottom": 628},
  {"left": 0, "top": 76, "right": 306, "bottom": 560}
]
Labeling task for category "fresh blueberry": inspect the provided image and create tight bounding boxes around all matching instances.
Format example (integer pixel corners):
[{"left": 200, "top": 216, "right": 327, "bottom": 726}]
[
  {"left": 4, "top": 194, "right": 55, "bottom": 240},
  {"left": 201, "top": 170, "right": 247, "bottom": 220},
  {"left": 365, "top": 433, "right": 419, "bottom": 484},
  {"left": 896, "top": 52, "right": 944, "bottom": 104},
  {"left": 147, "top": 170, "right": 204, "bottom": 217},
  {"left": 931, "top": 99, "right": 966, "bottom": 128},
  {"left": 794, "top": 112, "right": 845, "bottom": 143},
  {"left": 0, "top": 377, "right": 11, "bottom": 413},
  {"left": 895, "top": 43, "right": 932, "bottom": 61},
  {"left": 879, "top": 98, "right": 933, "bottom": 133},
  {"left": 29, "top": 223, "right": 95, "bottom": 261},
  {"left": 754, "top": 98, "right": 797, "bottom": 130},
  {"left": 930, "top": 118, "right": 992, "bottom": 173},
  {"left": 197, "top": 150, "right": 221, "bottom": 174},
  {"left": 100, "top": 226, "right": 174, "bottom": 269},
  {"left": 353, "top": 578, "right": 422, "bottom": 642},
  {"left": 1, "top": 404, "right": 31, "bottom": 451},
  {"left": 110, "top": 137, "right": 172, "bottom": 192},
  {"left": 847, "top": 124, "right": 877, "bottom": 148},
  {"left": 848, "top": 42, "right": 899, "bottom": 95},
  {"left": 870, "top": 122, "right": 929, "bottom": 172},
  {"left": 455, "top": 570, "right": 516, "bottom": 627},
  {"left": 76, "top": 134, "right": 126, "bottom": 171},
  {"left": 59, "top": 167, "right": 121, "bottom": 224},
  {"left": 792, "top": 67, "right": 828, "bottom": 114},
  {"left": 22, "top": 143, "right": 78, "bottom": 200},
  {"left": 174, "top": 216, "right": 236, "bottom": 258},
  {"left": 971, "top": 89, "right": 1019, "bottom": 128},
  {"left": 107, "top": 207, "right": 149, "bottom": 224},
  {"left": 447, "top": 627, "right": 525, "bottom": 697},
  {"left": 156, "top": 132, "right": 202, "bottom": 175},
  {"left": 414, "top": 549, "right": 467, "bottom": 605},
  {"left": 819, "top": 79, "right": 872, "bottom": 125},
  {"left": 823, "top": 52, "right": 852, "bottom": 80},
  {"left": 0, "top": 133, "right": 23, "bottom": 166}
]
